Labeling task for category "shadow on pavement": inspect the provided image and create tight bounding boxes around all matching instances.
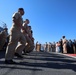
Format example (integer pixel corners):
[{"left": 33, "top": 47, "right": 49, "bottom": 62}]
[{"left": 0, "top": 51, "right": 76, "bottom": 72}]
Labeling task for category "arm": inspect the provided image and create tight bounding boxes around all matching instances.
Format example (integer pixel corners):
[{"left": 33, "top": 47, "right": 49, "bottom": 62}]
[
  {"left": 22, "top": 23, "right": 29, "bottom": 34},
  {"left": 12, "top": 13, "right": 22, "bottom": 28}
]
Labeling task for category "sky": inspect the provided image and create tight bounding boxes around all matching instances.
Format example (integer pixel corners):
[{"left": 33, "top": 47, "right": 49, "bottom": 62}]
[{"left": 0, "top": 0, "right": 76, "bottom": 44}]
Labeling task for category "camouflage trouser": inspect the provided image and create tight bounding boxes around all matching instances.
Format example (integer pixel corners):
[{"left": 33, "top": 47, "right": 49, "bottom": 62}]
[{"left": 0, "top": 38, "right": 6, "bottom": 50}]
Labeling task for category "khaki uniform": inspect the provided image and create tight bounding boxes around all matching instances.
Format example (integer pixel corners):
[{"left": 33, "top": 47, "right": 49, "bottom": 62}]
[
  {"left": 48, "top": 43, "right": 51, "bottom": 52},
  {"left": 5, "top": 12, "right": 26, "bottom": 60},
  {"left": 62, "top": 38, "right": 67, "bottom": 53},
  {"left": 22, "top": 23, "right": 34, "bottom": 53}
]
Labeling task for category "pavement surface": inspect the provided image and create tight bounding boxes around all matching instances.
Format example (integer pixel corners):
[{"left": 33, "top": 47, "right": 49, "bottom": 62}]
[{"left": 0, "top": 50, "right": 76, "bottom": 75}]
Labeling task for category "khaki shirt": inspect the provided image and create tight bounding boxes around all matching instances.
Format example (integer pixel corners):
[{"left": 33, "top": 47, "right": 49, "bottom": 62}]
[
  {"left": 21, "top": 23, "right": 28, "bottom": 36},
  {"left": 12, "top": 12, "right": 23, "bottom": 30},
  {"left": 62, "top": 38, "right": 66, "bottom": 45}
]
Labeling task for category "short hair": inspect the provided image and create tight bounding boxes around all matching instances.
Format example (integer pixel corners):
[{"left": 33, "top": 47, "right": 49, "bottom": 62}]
[
  {"left": 18, "top": 8, "right": 24, "bottom": 11},
  {"left": 62, "top": 36, "right": 65, "bottom": 38},
  {"left": 26, "top": 19, "right": 29, "bottom": 22}
]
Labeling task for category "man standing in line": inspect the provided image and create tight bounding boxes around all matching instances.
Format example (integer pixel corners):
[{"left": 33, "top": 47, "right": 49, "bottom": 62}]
[
  {"left": 5, "top": 8, "right": 26, "bottom": 64},
  {"left": 62, "top": 36, "right": 67, "bottom": 53}
]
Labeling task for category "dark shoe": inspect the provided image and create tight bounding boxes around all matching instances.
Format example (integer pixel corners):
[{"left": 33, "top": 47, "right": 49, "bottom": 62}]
[
  {"left": 5, "top": 60, "right": 16, "bottom": 64},
  {"left": 15, "top": 53, "right": 23, "bottom": 58},
  {"left": 26, "top": 50, "right": 32, "bottom": 53}
]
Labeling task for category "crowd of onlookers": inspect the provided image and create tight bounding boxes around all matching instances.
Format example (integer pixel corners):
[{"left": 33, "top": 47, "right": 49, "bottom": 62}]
[
  {"left": 36, "top": 36, "right": 76, "bottom": 54},
  {"left": 55, "top": 38, "right": 76, "bottom": 54}
]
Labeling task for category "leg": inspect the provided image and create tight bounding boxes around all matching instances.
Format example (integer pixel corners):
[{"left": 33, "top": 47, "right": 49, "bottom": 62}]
[
  {"left": 15, "top": 33, "right": 26, "bottom": 55},
  {"left": 5, "top": 34, "right": 19, "bottom": 60},
  {"left": 25, "top": 36, "right": 34, "bottom": 52}
]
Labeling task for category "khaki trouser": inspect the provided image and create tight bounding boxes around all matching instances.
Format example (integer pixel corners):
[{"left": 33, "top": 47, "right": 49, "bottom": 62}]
[
  {"left": 63, "top": 44, "right": 67, "bottom": 53},
  {"left": 5, "top": 28, "right": 26, "bottom": 60},
  {"left": 24, "top": 35, "right": 34, "bottom": 52},
  {"left": 25, "top": 44, "right": 34, "bottom": 53},
  {"left": 36, "top": 44, "right": 40, "bottom": 52}
]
